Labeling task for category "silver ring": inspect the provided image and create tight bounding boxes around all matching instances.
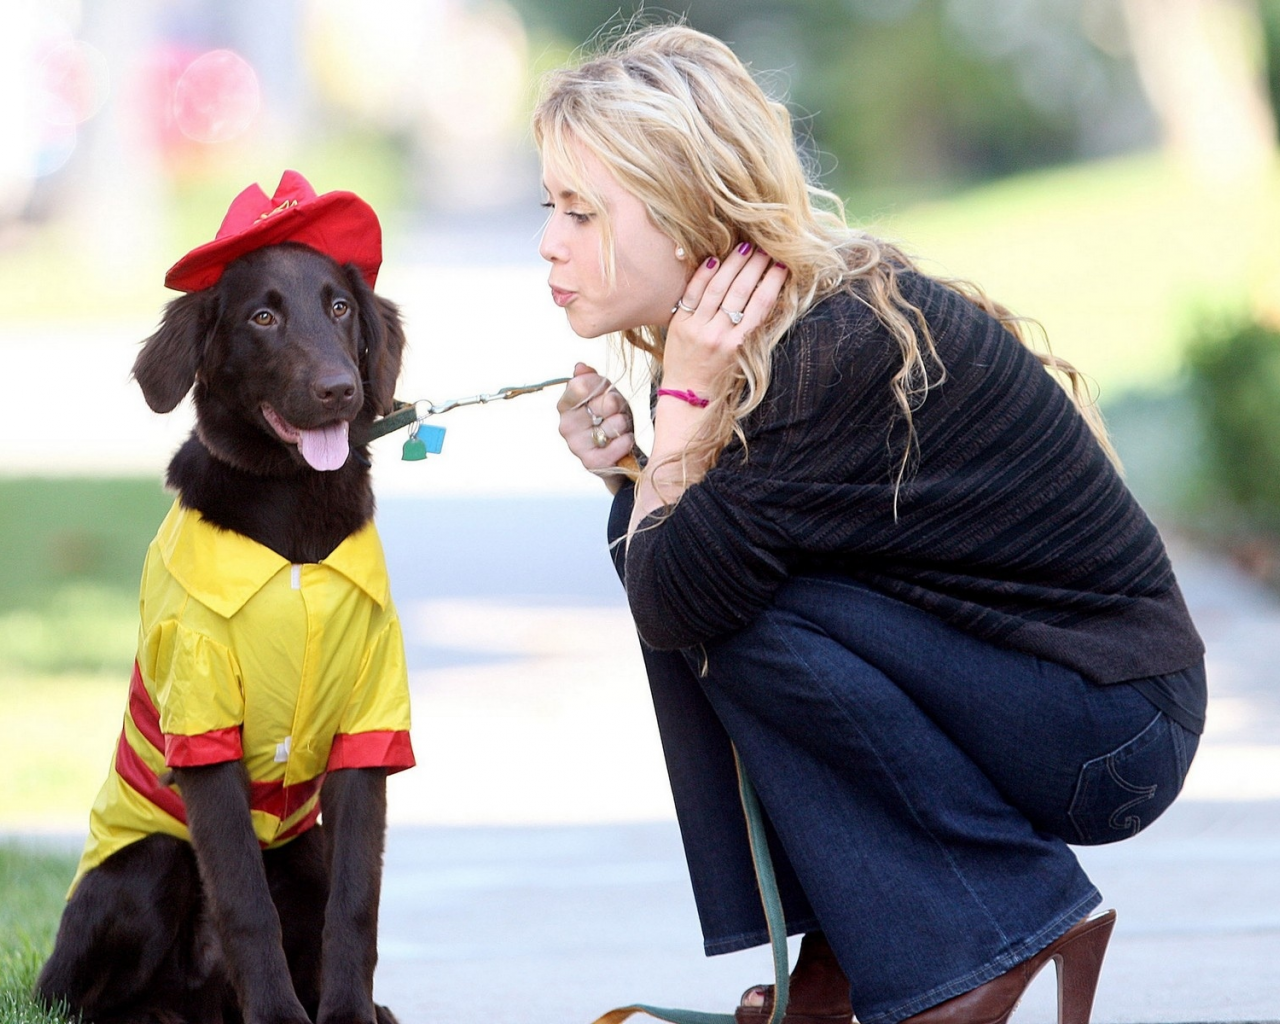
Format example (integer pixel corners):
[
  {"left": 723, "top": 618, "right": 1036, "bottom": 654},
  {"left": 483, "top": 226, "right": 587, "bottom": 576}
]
[
  {"left": 721, "top": 308, "right": 744, "bottom": 326},
  {"left": 585, "top": 405, "right": 603, "bottom": 426},
  {"left": 675, "top": 299, "right": 697, "bottom": 314},
  {"left": 591, "top": 425, "right": 610, "bottom": 448}
]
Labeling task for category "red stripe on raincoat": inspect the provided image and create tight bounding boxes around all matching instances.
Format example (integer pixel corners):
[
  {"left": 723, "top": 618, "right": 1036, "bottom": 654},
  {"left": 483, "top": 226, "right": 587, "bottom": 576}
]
[{"left": 326, "top": 730, "right": 415, "bottom": 773}]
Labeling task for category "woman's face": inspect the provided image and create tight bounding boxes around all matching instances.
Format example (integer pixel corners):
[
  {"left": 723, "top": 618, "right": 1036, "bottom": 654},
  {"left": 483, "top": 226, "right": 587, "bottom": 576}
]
[{"left": 539, "top": 143, "right": 688, "bottom": 339}]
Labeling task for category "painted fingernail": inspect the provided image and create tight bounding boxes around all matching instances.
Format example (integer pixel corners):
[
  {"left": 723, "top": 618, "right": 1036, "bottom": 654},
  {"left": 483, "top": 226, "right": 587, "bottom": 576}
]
[
  {"left": 737, "top": 242, "right": 753, "bottom": 255},
  {"left": 775, "top": 262, "right": 787, "bottom": 270},
  {"left": 705, "top": 257, "right": 718, "bottom": 269}
]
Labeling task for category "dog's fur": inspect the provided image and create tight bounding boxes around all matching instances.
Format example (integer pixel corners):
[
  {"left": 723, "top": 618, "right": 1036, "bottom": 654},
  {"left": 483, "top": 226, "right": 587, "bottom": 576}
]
[{"left": 36, "top": 243, "right": 407, "bottom": 1024}]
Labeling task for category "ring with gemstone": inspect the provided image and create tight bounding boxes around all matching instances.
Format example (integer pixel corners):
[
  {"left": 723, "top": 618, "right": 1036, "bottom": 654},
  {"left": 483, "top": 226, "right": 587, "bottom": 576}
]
[
  {"left": 722, "top": 308, "right": 744, "bottom": 325},
  {"left": 591, "top": 425, "right": 610, "bottom": 448}
]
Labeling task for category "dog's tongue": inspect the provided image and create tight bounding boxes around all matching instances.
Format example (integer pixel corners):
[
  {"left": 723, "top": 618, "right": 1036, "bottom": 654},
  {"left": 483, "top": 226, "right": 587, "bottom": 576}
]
[{"left": 297, "top": 422, "right": 350, "bottom": 471}]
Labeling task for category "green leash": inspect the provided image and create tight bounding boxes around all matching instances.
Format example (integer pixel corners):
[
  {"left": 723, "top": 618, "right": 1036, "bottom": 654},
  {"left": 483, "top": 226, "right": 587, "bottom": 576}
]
[{"left": 591, "top": 748, "right": 789, "bottom": 1024}]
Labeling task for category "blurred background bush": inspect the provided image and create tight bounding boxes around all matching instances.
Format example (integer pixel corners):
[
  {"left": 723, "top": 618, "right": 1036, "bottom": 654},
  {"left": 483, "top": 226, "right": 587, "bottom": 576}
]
[{"left": 1186, "top": 318, "right": 1280, "bottom": 578}]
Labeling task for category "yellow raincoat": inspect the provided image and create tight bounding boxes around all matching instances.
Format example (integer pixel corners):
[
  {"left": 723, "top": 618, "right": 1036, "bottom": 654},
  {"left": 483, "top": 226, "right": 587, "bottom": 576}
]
[{"left": 71, "top": 501, "right": 414, "bottom": 893}]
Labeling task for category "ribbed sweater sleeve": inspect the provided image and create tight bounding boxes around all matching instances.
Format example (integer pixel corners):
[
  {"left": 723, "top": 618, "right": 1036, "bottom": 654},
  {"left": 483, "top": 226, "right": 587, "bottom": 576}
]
[
  {"left": 617, "top": 273, "right": 1204, "bottom": 683},
  {"left": 623, "top": 299, "right": 893, "bottom": 650}
]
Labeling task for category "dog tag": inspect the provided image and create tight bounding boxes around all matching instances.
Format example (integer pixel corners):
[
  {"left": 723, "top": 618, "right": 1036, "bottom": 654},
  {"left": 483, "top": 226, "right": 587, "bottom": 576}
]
[
  {"left": 402, "top": 437, "right": 428, "bottom": 461},
  {"left": 402, "top": 423, "right": 446, "bottom": 462},
  {"left": 417, "top": 424, "right": 446, "bottom": 453}
]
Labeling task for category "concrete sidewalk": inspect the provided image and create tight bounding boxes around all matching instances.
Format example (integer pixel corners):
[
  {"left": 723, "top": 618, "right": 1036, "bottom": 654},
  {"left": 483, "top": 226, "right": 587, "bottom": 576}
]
[
  {"left": 373, "top": 807, "right": 1280, "bottom": 1024},
  {"left": 366, "top": 500, "right": 1280, "bottom": 1024}
]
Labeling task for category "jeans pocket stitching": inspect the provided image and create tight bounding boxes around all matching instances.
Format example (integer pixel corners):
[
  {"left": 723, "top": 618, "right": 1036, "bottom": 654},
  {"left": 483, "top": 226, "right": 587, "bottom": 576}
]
[
  {"left": 1068, "top": 712, "right": 1165, "bottom": 844},
  {"left": 1103, "top": 756, "right": 1158, "bottom": 836}
]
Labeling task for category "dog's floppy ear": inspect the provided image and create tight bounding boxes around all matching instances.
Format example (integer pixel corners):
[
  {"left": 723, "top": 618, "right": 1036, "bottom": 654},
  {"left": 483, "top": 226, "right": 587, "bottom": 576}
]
[
  {"left": 347, "top": 266, "right": 405, "bottom": 417},
  {"left": 133, "top": 291, "right": 213, "bottom": 413}
]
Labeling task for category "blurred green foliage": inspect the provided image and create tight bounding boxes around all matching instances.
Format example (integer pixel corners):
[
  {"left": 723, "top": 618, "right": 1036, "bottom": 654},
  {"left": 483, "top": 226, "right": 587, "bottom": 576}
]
[
  {"left": 515, "top": 0, "right": 1155, "bottom": 199},
  {"left": 1187, "top": 318, "right": 1280, "bottom": 532},
  {"left": 1264, "top": 1, "right": 1280, "bottom": 116}
]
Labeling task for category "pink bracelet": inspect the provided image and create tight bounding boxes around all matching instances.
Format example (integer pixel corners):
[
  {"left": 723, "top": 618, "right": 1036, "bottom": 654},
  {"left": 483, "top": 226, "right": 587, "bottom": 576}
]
[{"left": 657, "top": 388, "right": 710, "bottom": 408}]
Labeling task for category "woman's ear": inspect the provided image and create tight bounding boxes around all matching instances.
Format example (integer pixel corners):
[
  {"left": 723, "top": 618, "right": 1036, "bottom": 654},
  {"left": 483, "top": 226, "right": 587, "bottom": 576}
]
[
  {"left": 347, "top": 266, "right": 406, "bottom": 417},
  {"left": 132, "top": 291, "right": 213, "bottom": 413}
]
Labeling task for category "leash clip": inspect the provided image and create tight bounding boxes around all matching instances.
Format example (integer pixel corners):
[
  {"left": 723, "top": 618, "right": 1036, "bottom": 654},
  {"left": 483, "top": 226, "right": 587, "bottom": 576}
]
[{"left": 357, "top": 375, "right": 573, "bottom": 460}]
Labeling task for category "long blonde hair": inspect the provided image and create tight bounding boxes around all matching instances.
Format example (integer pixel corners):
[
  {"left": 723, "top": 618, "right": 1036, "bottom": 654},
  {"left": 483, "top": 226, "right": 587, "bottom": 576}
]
[{"left": 533, "top": 23, "right": 1115, "bottom": 500}]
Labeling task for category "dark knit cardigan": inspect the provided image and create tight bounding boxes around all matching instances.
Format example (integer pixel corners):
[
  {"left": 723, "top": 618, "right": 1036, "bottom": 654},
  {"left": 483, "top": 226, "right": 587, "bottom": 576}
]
[{"left": 619, "top": 271, "right": 1204, "bottom": 685}]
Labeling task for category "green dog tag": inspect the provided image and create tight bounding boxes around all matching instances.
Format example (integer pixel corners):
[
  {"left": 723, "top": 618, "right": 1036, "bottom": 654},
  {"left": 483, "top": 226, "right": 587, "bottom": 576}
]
[
  {"left": 402, "top": 437, "right": 428, "bottom": 461},
  {"left": 401, "top": 423, "right": 444, "bottom": 462}
]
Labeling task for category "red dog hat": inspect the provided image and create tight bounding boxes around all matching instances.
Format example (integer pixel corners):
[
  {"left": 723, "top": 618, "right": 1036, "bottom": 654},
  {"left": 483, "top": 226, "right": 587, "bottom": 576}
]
[{"left": 164, "top": 170, "right": 382, "bottom": 292}]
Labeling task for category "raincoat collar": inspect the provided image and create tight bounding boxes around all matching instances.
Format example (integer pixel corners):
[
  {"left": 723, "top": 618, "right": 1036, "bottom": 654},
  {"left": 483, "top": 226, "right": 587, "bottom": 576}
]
[{"left": 156, "top": 501, "right": 390, "bottom": 618}]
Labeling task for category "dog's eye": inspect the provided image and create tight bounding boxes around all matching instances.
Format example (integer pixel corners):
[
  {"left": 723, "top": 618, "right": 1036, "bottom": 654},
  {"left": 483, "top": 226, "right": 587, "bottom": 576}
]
[
  {"left": 332, "top": 300, "right": 349, "bottom": 318},
  {"left": 252, "top": 311, "right": 276, "bottom": 327}
]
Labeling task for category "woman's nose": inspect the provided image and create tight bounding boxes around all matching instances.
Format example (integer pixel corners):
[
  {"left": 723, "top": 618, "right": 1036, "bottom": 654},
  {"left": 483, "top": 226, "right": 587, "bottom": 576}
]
[{"left": 538, "top": 219, "right": 564, "bottom": 263}]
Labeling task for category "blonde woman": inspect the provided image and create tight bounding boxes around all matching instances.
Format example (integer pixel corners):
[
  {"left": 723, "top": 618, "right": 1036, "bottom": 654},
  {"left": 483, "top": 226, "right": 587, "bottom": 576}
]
[{"left": 541, "top": 24, "right": 1204, "bottom": 1024}]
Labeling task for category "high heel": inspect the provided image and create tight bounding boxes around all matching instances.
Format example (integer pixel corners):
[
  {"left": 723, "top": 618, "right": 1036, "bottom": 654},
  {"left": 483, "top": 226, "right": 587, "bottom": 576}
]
[
  {"left": 736, "top": 931, "right": 854, "bottom": 1024},
  {"left": 900, "top": 909, "right": 1117, "bottom": 1024}
]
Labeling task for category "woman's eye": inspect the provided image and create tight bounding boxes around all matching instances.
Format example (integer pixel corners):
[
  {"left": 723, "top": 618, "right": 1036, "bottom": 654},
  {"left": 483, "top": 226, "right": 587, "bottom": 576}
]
[
  {"left": 252, "top": 311, "right": 276, "bottom": 326},
  {"left": 332, "top": 299, "right": 349, "bottom": 317},
  {"left": 541, "top": 200, "right": 591, "bottom": 225}
]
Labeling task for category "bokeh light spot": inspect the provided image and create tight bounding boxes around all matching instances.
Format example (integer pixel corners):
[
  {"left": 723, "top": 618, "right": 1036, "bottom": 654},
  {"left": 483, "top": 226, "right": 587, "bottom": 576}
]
[
  {"left": 173, "top": 49, "right": 260, "bottom": 144},
  {"left": 36, "top": 121, "right": 78, "bottom": 177},
  {"left": 38, "top": 39, "right": 110, "bottom": 125}
]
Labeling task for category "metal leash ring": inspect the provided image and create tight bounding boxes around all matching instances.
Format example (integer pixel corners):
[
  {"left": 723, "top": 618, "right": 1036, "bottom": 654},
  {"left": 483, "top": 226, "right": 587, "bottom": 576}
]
[{"left": 354, "top": 376, "right": 574, "bottom": 455}]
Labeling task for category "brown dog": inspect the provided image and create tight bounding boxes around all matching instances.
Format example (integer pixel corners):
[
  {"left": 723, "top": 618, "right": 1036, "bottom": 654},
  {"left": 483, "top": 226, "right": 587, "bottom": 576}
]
[{"left": 36, "top": 230, "right": 411, "bottom": 1024}]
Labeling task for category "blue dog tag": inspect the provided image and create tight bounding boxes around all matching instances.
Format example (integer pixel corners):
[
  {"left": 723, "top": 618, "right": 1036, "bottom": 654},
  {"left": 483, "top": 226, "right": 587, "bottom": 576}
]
[
  {"left": 402, "top": 423, "right": 446, "bottom": 462},
  {"left": 417, "top": 424, "right": 446, "bottom": 453}
]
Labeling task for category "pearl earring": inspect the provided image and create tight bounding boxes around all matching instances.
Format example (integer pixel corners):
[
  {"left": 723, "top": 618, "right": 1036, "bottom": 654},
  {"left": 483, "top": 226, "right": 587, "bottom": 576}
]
[{"left": 675, "top": 246, "right": 686, "bottom": 260}]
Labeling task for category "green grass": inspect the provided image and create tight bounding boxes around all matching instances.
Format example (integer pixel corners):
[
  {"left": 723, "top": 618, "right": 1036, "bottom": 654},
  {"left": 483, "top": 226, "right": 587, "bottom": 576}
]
[
  {"left": 0, "top": 477, "right": 169, "bottom": 676},
  {"left": 0, "top": 477, "right": 171, "bottom": 613},
  {"left": 868, "top": 152, "right": 1280, "bottom": 399},
  {"left": 0, "top": 845, "right": 77, "bottom": 1024},
  {"left": 0, "top": 478, "right": 159, "bottom": 830}
]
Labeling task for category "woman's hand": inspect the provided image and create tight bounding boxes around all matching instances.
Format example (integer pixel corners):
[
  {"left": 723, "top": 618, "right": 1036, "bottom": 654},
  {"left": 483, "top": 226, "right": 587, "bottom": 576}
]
[
  {"left": 556, "top": 363, "right": 636, "bottom": 494},
  {"left": 661, "top": 243, "right": 789, "bottom": 395},
  {"left": 629, "top": 245, "right": 788, "bottom": 534}
]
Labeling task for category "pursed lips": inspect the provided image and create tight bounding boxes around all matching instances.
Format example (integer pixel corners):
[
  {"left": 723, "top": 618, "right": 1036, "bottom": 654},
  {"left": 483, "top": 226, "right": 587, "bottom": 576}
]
[{"left": 549, "top": 285, "right": 576, "bottom": 307}]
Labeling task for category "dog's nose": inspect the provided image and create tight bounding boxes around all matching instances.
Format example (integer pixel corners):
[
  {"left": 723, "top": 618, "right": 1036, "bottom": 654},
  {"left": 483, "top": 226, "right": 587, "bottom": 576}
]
[{"left": 313, "top": 372, "right": 358, "bottom": 408}]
